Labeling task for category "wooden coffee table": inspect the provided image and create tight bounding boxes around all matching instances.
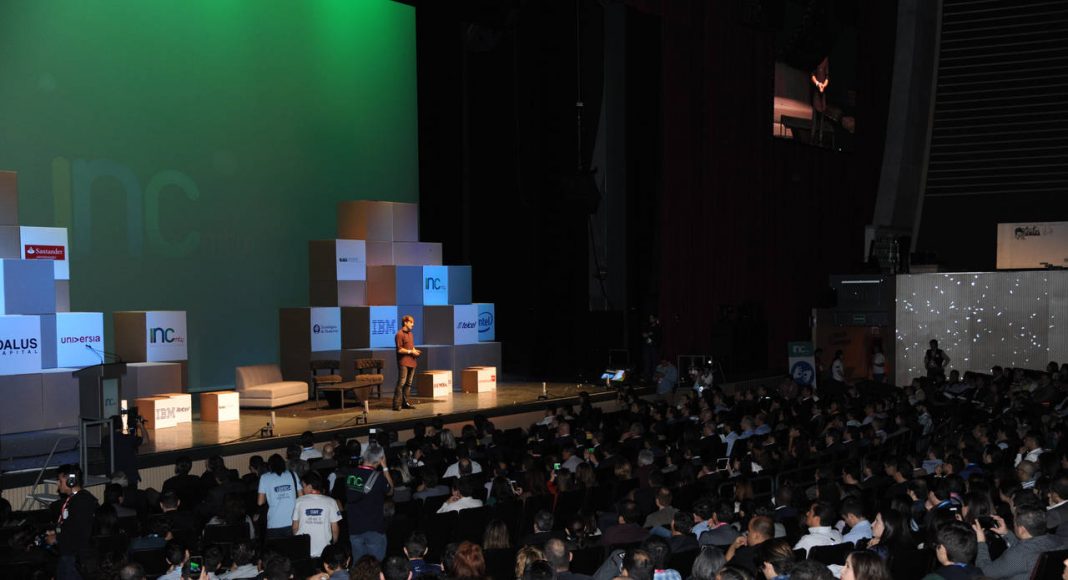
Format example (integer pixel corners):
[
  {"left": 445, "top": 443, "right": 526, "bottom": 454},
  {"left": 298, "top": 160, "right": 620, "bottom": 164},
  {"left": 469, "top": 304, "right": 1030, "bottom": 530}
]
[{"left": 316, "top": 381, "right": 374, "bottom": 416}]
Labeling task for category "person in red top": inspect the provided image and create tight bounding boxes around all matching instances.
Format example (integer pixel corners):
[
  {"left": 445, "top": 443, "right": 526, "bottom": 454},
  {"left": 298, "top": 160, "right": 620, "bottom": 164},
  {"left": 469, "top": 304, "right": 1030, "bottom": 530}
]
[{"left": 393, "top": 315, "right": 421, "bottom": 411}]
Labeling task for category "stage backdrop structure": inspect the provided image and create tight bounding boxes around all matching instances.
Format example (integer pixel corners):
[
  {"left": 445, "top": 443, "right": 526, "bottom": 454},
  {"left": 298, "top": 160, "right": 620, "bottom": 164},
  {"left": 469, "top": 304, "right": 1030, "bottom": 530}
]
[
  {"left": 0, "top": 172, "right": 188, "bottom": 435},
  {"left": 280, "top": 201, "right": 501, "bottom": 399}
]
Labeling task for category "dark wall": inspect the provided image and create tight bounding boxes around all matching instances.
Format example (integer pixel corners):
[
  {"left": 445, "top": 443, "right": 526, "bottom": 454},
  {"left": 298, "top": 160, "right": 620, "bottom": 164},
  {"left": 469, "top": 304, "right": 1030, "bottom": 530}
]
[
  {"left": 655, "top": 0, "right": 897, "bottom": 371},
  {"left": 415, "top": 0, "right": 608, "bottom": 380},
  {"left": 413, "top": 0, "right": 898, "bottom": 378}
]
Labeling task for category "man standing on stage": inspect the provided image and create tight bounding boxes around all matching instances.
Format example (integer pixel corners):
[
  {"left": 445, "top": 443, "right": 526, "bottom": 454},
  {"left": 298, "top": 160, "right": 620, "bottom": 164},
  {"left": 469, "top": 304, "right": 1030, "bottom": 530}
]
[{"left": 393, "top": 315, "right": 421, "bottom": 411}]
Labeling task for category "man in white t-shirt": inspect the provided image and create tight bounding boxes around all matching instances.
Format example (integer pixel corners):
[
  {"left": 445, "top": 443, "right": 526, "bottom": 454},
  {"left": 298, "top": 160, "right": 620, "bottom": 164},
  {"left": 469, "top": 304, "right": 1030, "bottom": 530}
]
[{"left": 292, "top": 471, "right": 342, "bottom": 557}]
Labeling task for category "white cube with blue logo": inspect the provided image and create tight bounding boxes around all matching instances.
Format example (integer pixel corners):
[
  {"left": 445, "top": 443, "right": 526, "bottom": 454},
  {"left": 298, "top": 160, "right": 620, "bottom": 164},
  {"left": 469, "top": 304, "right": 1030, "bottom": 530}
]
[
  {"left": 310, "top": 307, "right": 342, "bottom": 352},
  {"left": 114, "top": 311, "right": 188, "bottom": 363},
  {"left": 308, "top": 239, "right": 366, "bottom": 282},
  {"left": 422, "top": 265, "right": 449, "bottom": 305},
  {"left": 39, "top": 312, "right": 105, "bottom": 369},
  {"left": 0, "top": 314, "right": 43, "bottom": 376},
  {"left": 341, "top": 306, "right": 399, "bottom": 349},
  {"left": 423, "top": 305, "right": 479, "bottom": 345},
  {"left": 475, "top": 303, "right": 495, "bottom": 341}
]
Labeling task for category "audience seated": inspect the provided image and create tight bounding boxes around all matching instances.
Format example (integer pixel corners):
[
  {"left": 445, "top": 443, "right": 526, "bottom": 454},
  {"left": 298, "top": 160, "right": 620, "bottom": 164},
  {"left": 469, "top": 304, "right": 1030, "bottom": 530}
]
[{"left": 12, "top": 364, "right": 1068, "bottom": 579}]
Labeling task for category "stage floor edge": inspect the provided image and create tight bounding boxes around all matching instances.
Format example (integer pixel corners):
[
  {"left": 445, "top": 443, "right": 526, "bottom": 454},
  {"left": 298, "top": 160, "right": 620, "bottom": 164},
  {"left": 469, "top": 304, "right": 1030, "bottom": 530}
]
[{"left": 1, "top": 381, "right": 629, "bottom": 490}]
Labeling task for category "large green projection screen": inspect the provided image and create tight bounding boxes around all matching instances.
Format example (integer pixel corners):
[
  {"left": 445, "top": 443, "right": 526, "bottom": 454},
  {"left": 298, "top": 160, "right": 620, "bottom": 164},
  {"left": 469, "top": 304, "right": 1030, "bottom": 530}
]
[{"left": 0, "top": 1, "right": 418, "bottom": 391}]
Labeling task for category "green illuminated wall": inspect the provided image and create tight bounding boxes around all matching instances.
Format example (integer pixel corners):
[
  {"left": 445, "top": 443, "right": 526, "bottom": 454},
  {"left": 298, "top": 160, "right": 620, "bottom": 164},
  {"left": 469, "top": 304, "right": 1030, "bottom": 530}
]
[{"left": 0, "top": 0, "right": 418, "bottom": 390}]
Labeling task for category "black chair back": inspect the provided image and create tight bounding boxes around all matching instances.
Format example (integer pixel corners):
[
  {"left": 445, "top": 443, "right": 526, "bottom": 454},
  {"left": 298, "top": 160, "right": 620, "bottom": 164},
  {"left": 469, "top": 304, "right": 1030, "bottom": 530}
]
[
  {"left": 202, "top": 523, "right": 249, "bottom": 545},
  {"left": 888, "top": 547, "right": 935, "bottom": 579},
  {"left": 484, "top": 547, "right": 518, "bottom": 580},
  {"left": 570, "top": 546, "right": 606, "bottom": 575},
  {"left": 1032, "top": 548, "right": 1068, "bottom": 580},
  {"left": 265, "top": 534, "right": 312, "bottom": 562},
  {"left": 666, "top": 549, "right": 699, "bottom": 578},
  {"left": 455, "top": 506, "right": 491, "bottom": 544},
  {"left": 808, "top": 542, "right": 853, "bottom": 566},
  {"left": 129, "top": 548, "right": 169, "bottom": 576}
]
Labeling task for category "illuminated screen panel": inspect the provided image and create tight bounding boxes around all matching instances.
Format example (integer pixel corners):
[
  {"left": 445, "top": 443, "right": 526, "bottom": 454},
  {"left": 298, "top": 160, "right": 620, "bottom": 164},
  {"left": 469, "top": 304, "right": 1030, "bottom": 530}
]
[{"left": 894, "top": 272, "right": 1067, "bottom": 385}]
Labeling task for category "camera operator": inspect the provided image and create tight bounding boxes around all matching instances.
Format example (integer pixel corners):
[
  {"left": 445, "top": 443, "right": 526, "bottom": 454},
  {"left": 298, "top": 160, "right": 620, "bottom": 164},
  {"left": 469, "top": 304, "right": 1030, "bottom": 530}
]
[{"left": 47, "top": 464, "right": 99, "bottom": 579}]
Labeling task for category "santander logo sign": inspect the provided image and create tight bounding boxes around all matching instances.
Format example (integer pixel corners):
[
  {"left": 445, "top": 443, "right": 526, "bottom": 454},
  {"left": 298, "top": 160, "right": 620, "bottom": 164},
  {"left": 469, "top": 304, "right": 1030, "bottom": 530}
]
[{"left": 25, "top": 245, "right": 66, "bottom": 261}]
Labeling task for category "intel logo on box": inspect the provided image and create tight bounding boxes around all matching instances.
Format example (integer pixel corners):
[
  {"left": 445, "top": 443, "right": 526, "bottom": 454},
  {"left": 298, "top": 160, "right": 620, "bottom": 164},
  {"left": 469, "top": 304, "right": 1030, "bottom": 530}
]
[{"left": 476, "top": 303, "right": 495, "bottom": 342}]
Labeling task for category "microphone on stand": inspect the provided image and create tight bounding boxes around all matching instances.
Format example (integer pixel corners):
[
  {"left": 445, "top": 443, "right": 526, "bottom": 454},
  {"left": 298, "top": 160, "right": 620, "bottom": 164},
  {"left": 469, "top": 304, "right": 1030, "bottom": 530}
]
[
  {"left": 84, "top": 344, "right": 124, "bottom": 363},
  {"left": 85, "top": 344, "right": 105, "bottom": 365}
]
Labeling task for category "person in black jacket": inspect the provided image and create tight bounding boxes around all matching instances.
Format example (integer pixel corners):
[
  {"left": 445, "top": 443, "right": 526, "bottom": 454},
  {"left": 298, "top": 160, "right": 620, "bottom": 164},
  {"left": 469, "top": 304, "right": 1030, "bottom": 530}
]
[{"left": 48, "top": 464, "right": 98, "bottom": 580}]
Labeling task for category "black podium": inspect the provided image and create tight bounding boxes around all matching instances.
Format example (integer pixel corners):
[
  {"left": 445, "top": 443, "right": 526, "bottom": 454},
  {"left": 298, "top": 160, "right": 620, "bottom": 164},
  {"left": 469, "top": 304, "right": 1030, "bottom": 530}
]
[{"left": 73, "top": 362, "right": 127, "bottom": 446}]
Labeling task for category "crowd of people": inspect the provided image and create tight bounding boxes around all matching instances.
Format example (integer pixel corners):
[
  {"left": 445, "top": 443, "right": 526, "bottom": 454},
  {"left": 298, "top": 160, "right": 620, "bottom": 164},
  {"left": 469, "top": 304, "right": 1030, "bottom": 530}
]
[{"left": 5, "top": 359, "right": 1068, "bottom": 580}]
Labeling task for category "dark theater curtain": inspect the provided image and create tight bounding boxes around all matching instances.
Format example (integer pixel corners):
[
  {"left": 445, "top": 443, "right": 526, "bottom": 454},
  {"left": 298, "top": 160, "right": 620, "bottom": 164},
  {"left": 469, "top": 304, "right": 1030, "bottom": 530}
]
[{"left": 654, "top": 0, "right": 896, "bottom": 371}]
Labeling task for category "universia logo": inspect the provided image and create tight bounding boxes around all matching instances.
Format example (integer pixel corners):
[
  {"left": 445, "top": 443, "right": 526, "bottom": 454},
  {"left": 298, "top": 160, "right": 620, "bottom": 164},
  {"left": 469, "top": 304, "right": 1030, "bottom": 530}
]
[{"left": 61, "top": 335, "right": 102, "bottom": 344}]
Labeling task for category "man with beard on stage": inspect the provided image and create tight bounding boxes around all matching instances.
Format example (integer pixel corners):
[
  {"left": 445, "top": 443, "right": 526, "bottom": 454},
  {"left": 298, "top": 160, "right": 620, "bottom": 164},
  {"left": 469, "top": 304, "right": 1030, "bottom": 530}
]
[{"left": 393, "top": 315, "right": 421, "bottom": 411}]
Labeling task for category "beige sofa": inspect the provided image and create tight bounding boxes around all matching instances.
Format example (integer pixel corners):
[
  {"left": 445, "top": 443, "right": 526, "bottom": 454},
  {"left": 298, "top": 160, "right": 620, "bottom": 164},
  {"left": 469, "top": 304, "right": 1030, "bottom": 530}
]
[{"left": 235, "top": 364, "right": 308, "bottom": 409}]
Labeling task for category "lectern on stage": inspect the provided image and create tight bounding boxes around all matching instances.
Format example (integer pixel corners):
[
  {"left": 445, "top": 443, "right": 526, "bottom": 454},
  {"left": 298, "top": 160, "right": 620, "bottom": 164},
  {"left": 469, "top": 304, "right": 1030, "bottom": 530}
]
[{"left": 73, "top": 362, "right": 127, "bottom": 448}]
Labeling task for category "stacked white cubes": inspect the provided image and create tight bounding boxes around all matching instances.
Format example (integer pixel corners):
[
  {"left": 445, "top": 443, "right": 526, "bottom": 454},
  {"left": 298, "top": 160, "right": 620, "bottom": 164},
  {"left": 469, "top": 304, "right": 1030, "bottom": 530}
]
[
  {"left": 0, "top": 171, "right": 107, "bottom": 433},
  {"left": 280, "top": 200, "right": 501, "bottom": 393}
]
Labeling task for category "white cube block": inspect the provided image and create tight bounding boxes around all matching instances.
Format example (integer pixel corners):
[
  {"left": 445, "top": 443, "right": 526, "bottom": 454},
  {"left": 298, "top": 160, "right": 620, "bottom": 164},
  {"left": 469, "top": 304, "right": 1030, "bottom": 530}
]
[
  {"left": 310, "top": 307, "right": 342, "bottom": 352},
  {"left": 462, "top": 366, "right": 497, "bottom": 392},
  {"left": 416, "top": 370, "right": 453, "bottom": 398},
  {"left": 40, "top": 312, "right": 105, "bottom": 369},
  {"left": 309, "top": 239, "right": 366, "bottom": 281},
  {"left": 159, "top": 393, "right": 192, "bottom": 424},
  {"left": 422, "top": 265, "right": 449, "bottom": 306},
  {"left": 0, "top": 226, "right": 70, "bottom": 280},
  {"left": 0, "top": 315, "right": 42, "bottom": 376},
  {"left": 0, "top": 260, "right": 56, "bottom": 315},
  {"left": 136, "top": 396, "right": 178, "bottom": 430},
  {"left": 476, "top": 303, "right": 495, "bottom": 341},
  {"left": 200, "top": 391, "right": 240, "bottom": 422},
  {"left": 341, "top": 306, "right": 398, "bottom": 349},
  {"left": 114, "top": 311, "right": 188, "bottom": 362}
]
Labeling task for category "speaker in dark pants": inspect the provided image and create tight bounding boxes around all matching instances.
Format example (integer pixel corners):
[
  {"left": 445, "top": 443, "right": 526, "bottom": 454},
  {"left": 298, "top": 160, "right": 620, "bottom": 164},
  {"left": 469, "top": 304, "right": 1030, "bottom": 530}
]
[{"left": 393, "top": 315, "right": 420, "bottom": 410}]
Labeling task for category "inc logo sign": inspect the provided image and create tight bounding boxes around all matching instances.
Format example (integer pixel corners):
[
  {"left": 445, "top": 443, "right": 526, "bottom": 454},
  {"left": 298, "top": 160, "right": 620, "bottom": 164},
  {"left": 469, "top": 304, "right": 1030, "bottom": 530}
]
[{"left": 149, "top": 327, "right": 184, "bottom": 344}]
